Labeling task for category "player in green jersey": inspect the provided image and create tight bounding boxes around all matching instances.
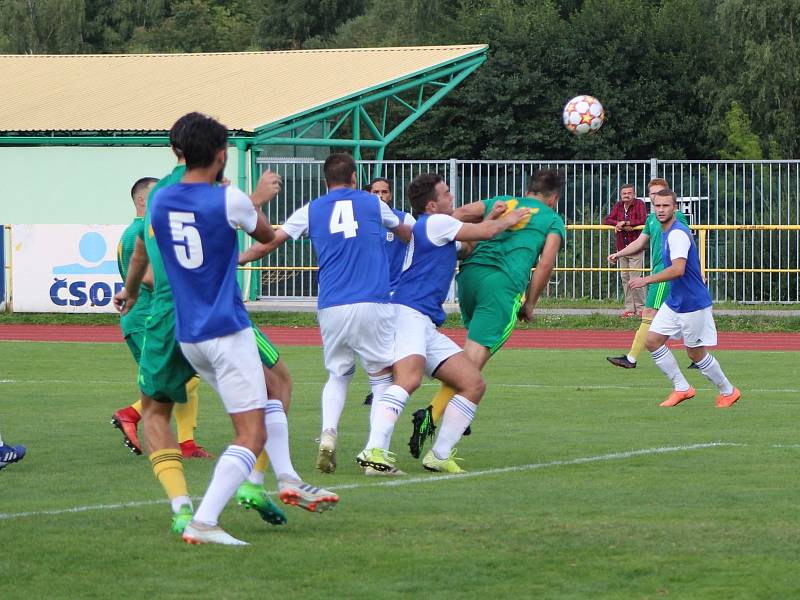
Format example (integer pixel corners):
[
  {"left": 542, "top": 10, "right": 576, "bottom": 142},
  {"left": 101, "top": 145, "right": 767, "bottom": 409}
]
[
  {"left": 111, "top": 176, "right": 212, "bottom": 458},
  {"left": 605, "top": 178, "right": 691, "bottom": 369},
  {"left": 408, "top": 169, "right": 566, "bottom": 459}
]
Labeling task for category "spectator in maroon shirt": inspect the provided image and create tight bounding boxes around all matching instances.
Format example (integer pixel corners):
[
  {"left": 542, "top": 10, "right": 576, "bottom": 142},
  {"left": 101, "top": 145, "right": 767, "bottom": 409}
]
[{"left": 603, "top": 184, "right": 648, "bottom": 316}]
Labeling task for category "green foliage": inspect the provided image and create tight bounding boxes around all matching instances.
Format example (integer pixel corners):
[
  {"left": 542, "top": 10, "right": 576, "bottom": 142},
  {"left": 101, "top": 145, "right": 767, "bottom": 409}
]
[
  {"left": 718, "top": 101, "right": 763, "bottom": 160},
  {"left": 0, "top": 0, "right": 797, "bottom": 158}
]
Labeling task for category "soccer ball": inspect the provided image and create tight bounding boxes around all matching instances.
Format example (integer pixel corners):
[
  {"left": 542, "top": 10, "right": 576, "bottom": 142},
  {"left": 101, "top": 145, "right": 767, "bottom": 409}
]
[{"left": 563, "top": 95, "right": 605, "bottom": 135}]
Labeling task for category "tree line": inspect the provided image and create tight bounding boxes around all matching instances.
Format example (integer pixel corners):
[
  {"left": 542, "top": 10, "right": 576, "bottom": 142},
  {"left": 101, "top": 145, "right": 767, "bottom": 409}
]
[{"left": 1, "top": 0, "right": 797, "bottom": 160}]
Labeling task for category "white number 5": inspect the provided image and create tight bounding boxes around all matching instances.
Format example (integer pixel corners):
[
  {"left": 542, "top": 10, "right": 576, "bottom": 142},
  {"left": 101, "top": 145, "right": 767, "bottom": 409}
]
[
  {"left": 169, "top": 211, "right": 204, "bottom": 269},
  {"left": 329, "top": 200, "right": 359, "bottom": 238}
]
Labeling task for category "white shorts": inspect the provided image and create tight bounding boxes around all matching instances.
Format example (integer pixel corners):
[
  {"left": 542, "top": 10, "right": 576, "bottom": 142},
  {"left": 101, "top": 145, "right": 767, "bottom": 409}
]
[
  {"left": 394, "top": 304, "right": 462, "bottom": 377},
  {"left": 318, "top": 302, "right": 396, "bottom": 376},
  {"left": 180, "top": 327, "right": 267, "bottom": 414},
  {"left": 650, "top": 304, "right": 718, "bottom": 348}
]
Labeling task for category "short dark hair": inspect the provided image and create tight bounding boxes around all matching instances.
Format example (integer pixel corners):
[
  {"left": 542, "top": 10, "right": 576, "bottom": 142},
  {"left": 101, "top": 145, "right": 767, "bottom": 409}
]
[
  {"left": 169, "top": 117, "right": 187, "bottom": 159},
  {"left": 620, "top": 183, "right": 634, "bottom": 192},
  {"left": 653, "top": 188, "right": 677, "bottom": 203},
  {"left": 527, "top": 169, "right": 565, "bottom": 196},
  {"left": 408, "top": 173, "right": 444, "bottom": 217},
  {"left": 369, "top": 177, "right": 391, "bottom": 190},
  {"left": 130, "top": 177, "right": 158, "bottom": 201},
  {"left": 172, "top": 112, "right": 228, "bottom": 169},
  {"left": 324, "top": 153, "right": 357, "bottom": 186}
]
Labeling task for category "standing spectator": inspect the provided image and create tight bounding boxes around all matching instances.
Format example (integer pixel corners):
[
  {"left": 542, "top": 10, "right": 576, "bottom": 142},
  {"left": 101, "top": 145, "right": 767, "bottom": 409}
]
[{"left": 604, "top": 184, "right": 647, "bottom": 316}]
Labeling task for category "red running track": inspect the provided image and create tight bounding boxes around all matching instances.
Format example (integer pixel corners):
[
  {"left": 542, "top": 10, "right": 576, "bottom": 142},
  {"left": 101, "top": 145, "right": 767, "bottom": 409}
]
[{"left": 0, "top": 324, "right": 797, "bottom": 351}]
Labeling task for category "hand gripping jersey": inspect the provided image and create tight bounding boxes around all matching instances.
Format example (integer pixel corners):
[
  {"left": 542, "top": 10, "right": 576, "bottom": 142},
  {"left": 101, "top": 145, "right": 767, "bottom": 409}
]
[
  {"left": 662, "top": 220, "right": 712, "bottom": 313},
  {"left": 462, "top": 195, "right": 565, "bottom": 291},
  {"left": 391, "top": 213, "right": 462, "bottom": 327},
  {"left": 282, "top": 187, "right": 400, "bottom": 310},
  {"left": 149, "top": 183, "right": 257, "bottom": 342}
]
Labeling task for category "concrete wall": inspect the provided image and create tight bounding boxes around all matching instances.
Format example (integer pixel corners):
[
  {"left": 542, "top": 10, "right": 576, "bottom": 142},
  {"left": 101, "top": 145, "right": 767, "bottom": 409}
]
[{"left": 0, "top": 146, "right": 242, "bottom": 225}]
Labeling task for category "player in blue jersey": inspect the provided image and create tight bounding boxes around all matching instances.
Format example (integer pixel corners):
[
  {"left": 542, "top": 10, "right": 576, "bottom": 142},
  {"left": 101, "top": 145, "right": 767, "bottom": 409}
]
[
  {"left": 630, "top": 189, "right": 741, "bottom": 408},
  {"left": 321, "top": 177, "right": 415, "bottom": 472},
  {"left": 239, "top": 154, "right": 413, "bottom": 475},
  {"left": 128, "top": 113, "right": 338, "bottom": 545},
  {"left": 356, "top": 173, "right": 529, "bottom": 474}
]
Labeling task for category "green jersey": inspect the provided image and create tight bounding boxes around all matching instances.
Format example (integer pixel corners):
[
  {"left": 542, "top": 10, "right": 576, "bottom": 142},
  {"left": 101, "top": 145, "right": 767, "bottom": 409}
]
[
  {"left": 117, "top": 217, "right": 152, "bottom": 335},
  {"left": 139, "top": 165, "right": 186, "bottom": 307},
  {"left": 642, "top": 210, "right": 688, "bottom": 273},
  {"left": 461, "top": 195, "right": 566, "bottom": 291}
]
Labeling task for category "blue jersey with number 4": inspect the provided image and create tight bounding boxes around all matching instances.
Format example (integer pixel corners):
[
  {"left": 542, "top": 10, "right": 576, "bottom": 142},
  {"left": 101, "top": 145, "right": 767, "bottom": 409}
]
[
  {"left": 150, "top": 183, "right": 250, "bottom": 343},
  {"left": 308, "top": 187, "right": 391, "bottom": 309}
]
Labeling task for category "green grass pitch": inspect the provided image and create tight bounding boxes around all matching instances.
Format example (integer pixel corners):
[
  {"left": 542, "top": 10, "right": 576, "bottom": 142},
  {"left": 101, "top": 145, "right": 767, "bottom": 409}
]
[{"left": 0, "top": 340, "right": 797, "bottom": 599}]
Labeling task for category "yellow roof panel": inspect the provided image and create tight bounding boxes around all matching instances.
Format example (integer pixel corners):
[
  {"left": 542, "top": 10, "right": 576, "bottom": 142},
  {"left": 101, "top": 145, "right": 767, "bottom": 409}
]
[{"left": 0, "top": 46, "right": 486, "bottom": 133}]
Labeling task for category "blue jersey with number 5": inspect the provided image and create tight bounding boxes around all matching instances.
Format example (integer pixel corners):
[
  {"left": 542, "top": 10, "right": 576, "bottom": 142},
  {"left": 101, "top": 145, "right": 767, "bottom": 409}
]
[
  {"left": 150, "top": 183, "right": 250, "bottom": 343},
  {"left": 308, "top": 187, "right": 391, "bottom": 309}
]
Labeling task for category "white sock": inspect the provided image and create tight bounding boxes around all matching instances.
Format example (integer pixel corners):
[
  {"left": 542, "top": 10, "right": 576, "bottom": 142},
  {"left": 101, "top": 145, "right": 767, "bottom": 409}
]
[
  {"left": 246, "top": 468, "right": 265, "bottom": 486},
  {"left": 695, "top": 353, "right": 734, "bottom": 395},
  {"left": 366, "top": 384, "right": 408, "bottom": 450},
  {"left": 432, "top": 395, "right": 478, "bottom": 459},
  {"left": 0, "top": 432, "right": 4, "bottom": 446},
  {"left": 651, "top": 345, "right": 691, "bottom": 391},
  {"left": 265, "top": 400, "right": 300, "bottom": 482},
  {"left": 321, "top": 368, "right": 354, "bottom": 433},
  {"left": 171, "top": 495, "right": 193, "bottom": 513},
  {"left": 368, "top": 372, "right": 394, "bottom": 429},
  {"left": 626, "top": 354, "right": 637, "bottom": 364},
  {"left": 194, "top": 445, "right": 256, "bottom": 526}
]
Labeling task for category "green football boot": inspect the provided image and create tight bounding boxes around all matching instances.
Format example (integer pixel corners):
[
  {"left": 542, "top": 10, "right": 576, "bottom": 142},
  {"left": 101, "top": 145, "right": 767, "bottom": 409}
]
[
  {"left": 235, "top": 481, "right": 288, "bottom": 526},
  {"left": 170, "top": 504, "right": 193, "bottom": 534}
]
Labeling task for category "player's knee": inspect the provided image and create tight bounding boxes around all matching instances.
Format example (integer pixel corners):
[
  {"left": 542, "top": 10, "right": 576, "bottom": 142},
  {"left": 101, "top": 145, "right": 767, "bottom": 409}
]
[
  {"left": 400, "top": 373, "right": 423, "bottom": 394},
  {"left": 645, "top": 336, "right": 661, "bottom": 352},
  {"left": 461, "top": 373, "right": 486, "bottom": 402}
]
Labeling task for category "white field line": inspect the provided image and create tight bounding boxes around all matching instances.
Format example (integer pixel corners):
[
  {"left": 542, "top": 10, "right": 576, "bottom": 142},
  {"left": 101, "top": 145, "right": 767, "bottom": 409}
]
[
  {"left": 2, "top": 379, "right": 798, "bottom": 394},
  {"left": 0, "top": 441, "right": 752, "bottom": 522}
]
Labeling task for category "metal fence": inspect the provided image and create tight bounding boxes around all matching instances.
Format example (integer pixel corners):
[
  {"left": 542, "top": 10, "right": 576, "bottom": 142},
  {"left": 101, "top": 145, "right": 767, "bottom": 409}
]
[{"left": 253, "top": 158, "right": 800, "bottom": 303}]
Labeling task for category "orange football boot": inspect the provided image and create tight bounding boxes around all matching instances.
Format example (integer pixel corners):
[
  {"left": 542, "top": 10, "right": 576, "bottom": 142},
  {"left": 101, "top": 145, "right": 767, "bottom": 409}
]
[
  {"left": 716, "top": 387, "right": 741, "bottom": 408},
  {"left": 659, "top": 387, "right": 696, "bottom": 407}
]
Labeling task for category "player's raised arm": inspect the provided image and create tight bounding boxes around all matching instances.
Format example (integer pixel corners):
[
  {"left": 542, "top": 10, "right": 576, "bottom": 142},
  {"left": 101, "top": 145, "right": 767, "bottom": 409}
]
[
  {"left": 454, "top": 207, "right": 530, "bottom": 241},
  {"left": 453, "top": 200, "right": 488, "bottom": 223}
]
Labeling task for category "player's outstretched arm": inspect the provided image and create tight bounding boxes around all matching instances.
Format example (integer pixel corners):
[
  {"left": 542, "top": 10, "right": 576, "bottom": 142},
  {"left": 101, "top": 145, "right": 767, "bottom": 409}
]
[
  {"left": 630, "top": 258, "right": 685, "bottom": 289},
  {"left": 453, "top": 200, "right": 487, "bottom": 223},
  {"left": 239, "top": 229, "right": 290, "bottom": 265},
  {"left": 519, "top": 233, "right": 562, "bottom": 321},
  {"left": 455, "top": 208, "right": 530, "bottom": 241},
  {"left": 608, "top": 232, "right": 649, "bottom": 262},
  {"left": 113, "top": 237, "right": 149, "bottom": 315}
]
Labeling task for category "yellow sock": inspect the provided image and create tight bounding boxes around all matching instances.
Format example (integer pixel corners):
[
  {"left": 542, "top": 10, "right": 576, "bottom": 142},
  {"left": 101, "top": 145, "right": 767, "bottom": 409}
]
[
  {"left": 430, "top": 385, "right": 456, "bottom": 423},
  {"left": 131, "top": 400, "right": 142, "bottom": 415},
  {"left": 175, "top": 376, "right": 200, "bottom": 444},
  {"left": 149, "top": 449, "right": 188, "bottom": 501},
  {"left": 628, "top": 318, "right": 653, "bottom": 361},
  {"left": 254, "top": 450, "right": 269, "bottom": 475}
]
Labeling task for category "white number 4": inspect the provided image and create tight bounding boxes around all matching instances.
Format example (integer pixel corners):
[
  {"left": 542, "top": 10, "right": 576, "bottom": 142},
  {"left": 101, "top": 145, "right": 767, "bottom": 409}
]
[
  {"left": 169, "top": 211, "right": 204, "bottom": 269},
  {"left": 329, "top": 200, "right": 359, "bottom": 238}
]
